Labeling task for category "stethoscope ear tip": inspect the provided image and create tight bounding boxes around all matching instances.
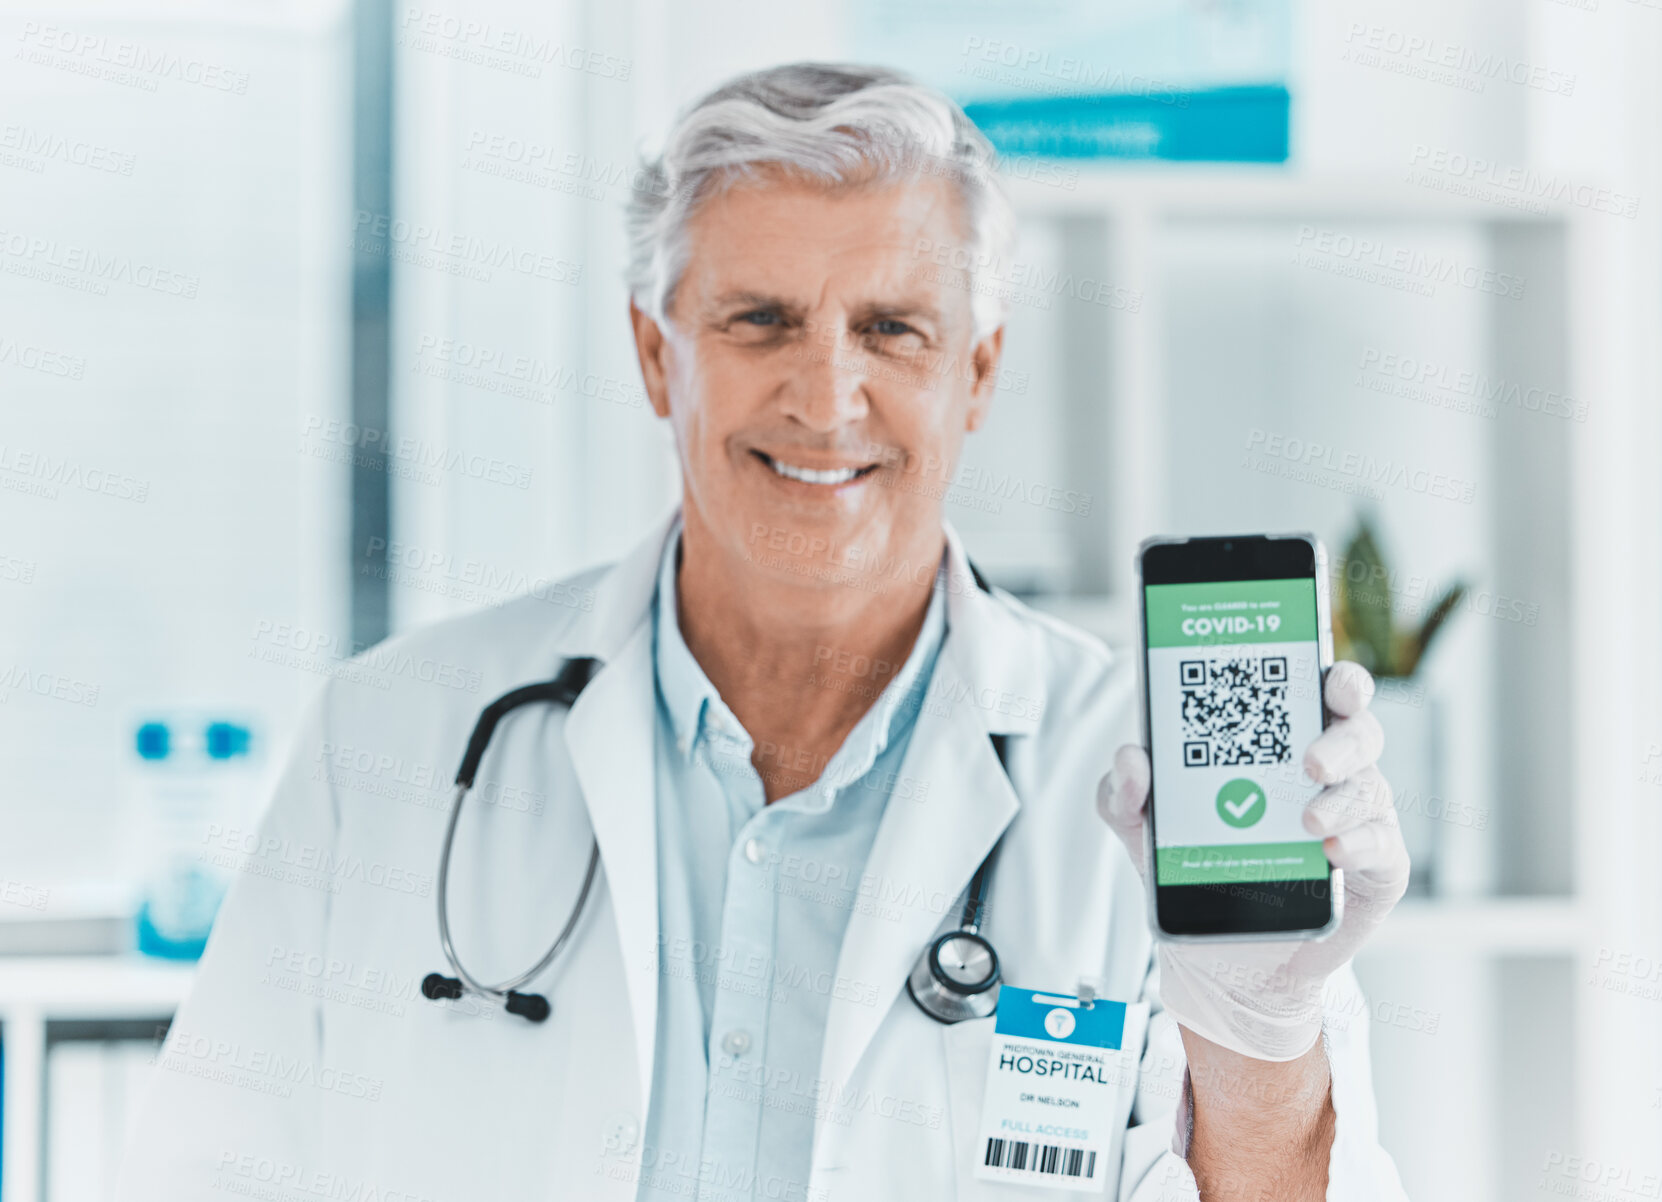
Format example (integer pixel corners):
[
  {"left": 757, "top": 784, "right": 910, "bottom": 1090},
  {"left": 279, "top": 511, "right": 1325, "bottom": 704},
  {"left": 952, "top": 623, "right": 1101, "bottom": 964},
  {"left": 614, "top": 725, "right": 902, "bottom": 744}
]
[
  {"left": 422, "top": 972, "right": 464, "bottom": 1001},
  {"left": 504, "top": 991, "right": 551, "bottom": 1022},
  {"left": 420, "top": 974, "right": 549, "bottom": 1022}
]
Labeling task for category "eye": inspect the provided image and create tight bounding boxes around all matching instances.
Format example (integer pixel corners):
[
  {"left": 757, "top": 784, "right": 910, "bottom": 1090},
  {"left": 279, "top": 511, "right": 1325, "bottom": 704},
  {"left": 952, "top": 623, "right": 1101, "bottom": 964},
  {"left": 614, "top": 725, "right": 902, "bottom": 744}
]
[
  {"left": 870, "top": 318, "right": 916, "bottom": 337},
  {"left": 738, "top": 310, "right": 780, "bottom": 327}
]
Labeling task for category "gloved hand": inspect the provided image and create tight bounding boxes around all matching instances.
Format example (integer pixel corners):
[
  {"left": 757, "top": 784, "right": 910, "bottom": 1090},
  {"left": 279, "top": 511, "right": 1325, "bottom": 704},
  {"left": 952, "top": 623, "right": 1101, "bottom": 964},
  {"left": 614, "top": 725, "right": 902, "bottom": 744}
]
[{"left": 1097, "top": 660, "right": 1411, "bottom": 1062}]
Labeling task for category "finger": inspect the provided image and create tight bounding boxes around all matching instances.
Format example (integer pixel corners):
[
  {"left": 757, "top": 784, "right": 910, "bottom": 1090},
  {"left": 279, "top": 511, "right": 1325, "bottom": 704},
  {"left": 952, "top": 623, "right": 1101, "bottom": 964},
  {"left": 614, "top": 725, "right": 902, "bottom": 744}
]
[
  {"left": 1303, "top": 764, "right": 1394, "bottom": 838},
  {"left": 1323, "top": 660, "right": 1376, "bottom": 719},
  {"left": 1303, "top": 706, "right": 1384, "bottom": 786},
  {"left": 1097, "top": 744, "right": 1150, "bottom": 826},
  {"left": 1322, "top": 821, "right": 1391, "bottom": 867},
  {"left": 1096, "top": 745, "right": 1150, "bottom": 872},
  {"left": 1323, "top": 817, "right": 1411, "bottom": 905}
]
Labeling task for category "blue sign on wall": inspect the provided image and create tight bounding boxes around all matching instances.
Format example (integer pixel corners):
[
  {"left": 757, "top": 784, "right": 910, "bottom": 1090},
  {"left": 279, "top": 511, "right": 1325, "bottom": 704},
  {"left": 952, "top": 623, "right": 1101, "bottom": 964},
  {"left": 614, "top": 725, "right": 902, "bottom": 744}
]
[{"left": 850, "top": 0, "right": 1294, "bottom": 163}]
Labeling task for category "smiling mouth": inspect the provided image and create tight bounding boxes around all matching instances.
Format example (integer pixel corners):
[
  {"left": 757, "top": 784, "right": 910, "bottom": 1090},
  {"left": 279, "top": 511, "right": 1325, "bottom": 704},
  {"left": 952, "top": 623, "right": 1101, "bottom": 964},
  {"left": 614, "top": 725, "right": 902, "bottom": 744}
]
[{"left": 752, "top": 450, "right": 881, "bottom": 486}]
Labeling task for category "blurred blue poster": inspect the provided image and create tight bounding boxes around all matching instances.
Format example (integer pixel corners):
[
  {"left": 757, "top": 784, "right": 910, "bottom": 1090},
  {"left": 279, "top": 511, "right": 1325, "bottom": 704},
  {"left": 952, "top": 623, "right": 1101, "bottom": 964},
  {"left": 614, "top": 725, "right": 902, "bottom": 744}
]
[{"left": 849, "top": 0, "right": 1292, "bottom": 162}]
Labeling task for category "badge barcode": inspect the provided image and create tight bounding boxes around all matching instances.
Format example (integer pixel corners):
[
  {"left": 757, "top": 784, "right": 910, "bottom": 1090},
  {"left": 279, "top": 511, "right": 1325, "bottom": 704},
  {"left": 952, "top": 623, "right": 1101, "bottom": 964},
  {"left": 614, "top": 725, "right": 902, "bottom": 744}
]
[{"left": 983, "top": 1137, "right": 1097, "bottom": 1179}]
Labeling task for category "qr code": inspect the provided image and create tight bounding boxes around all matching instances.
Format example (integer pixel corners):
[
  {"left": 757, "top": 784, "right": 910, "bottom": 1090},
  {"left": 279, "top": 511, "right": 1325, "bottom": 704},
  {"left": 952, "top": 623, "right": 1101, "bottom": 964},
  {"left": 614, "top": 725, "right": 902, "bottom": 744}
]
[{"left": 1179, "top": 657, "right": 1291, "bottom": 768}]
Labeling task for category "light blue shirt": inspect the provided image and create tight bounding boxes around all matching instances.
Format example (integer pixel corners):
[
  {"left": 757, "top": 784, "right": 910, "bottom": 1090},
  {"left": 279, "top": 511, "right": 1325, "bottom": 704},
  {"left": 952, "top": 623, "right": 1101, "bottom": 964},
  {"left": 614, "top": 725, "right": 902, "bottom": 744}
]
[{"left": 637, "top": 524, "right": 948, "bottom": 1202}]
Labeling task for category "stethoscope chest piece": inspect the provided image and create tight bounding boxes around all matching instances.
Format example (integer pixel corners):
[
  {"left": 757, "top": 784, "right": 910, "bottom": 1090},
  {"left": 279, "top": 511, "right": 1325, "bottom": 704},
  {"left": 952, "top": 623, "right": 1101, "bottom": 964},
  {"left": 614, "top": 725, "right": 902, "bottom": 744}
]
[
  {"left": 907, "top": 929, "right": 1002, "bottom": 1024},
  {"left": 904, "top": 731, "right": 1015, "bottom": 1026}
]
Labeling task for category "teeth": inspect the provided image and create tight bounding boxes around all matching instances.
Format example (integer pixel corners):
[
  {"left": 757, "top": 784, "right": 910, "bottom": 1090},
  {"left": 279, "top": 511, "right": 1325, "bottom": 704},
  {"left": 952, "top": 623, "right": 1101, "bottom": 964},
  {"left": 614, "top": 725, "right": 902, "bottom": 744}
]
[{"left": 764, "top": 456, "right": 865, "bottom": 485}]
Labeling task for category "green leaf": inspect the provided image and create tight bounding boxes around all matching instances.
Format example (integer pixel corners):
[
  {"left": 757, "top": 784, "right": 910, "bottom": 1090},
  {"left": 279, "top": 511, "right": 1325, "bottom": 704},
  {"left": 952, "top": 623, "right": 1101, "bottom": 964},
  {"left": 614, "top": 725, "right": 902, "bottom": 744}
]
[
  {"left": 1339, "top": 517, "right": 1394, "bottom": 675},
  {"left": 1397, "top": 580, "right": 1468, "bottom": 677}
]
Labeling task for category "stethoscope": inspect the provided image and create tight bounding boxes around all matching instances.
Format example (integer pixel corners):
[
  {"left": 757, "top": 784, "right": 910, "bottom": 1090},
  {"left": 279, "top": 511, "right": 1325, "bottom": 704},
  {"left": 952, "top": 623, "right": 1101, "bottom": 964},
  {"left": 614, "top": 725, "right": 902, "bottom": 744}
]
[
  {"left": 420, "top": 656, "right": 602, "bottom": 1022},
  {"left": 903, "top": 733, "right": 1009, "bottom": 1024},
  {"left": 422, "top": 567, "right": 1016, "bottom": 1026}
]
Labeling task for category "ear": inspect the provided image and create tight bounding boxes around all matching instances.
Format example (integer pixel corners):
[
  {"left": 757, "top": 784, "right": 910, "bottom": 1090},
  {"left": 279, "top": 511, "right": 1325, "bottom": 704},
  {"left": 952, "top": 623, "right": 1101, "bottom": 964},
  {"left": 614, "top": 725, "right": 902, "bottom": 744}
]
[
  {"left": 629, "top": 299, "right": 673, "bottom": 419},
  {"left": 964, "top": 324, "right": 1005, "bottom": 434}
]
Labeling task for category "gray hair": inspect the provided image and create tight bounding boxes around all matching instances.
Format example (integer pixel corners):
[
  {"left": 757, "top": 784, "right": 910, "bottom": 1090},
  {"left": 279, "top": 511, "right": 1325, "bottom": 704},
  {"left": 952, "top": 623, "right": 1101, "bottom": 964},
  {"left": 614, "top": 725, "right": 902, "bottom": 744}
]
[{"left": 625, "top": 62, "right": 1016, "bottom": 339}]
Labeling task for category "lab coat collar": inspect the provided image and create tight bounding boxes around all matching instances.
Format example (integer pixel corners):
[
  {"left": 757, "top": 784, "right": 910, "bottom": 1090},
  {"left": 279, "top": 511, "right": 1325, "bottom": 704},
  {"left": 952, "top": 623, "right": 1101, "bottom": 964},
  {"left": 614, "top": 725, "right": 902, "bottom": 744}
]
[
  {"left": 936, "top": 521, "right": 1045, "bottom": 738},
  {"left": 550, "top": 507, "right": 1047, "bottom": 740},
  {"left": 556, "top": 513, "right": 680, "bottom": 664},
  {"left": 549, "top": 506, "right": 1049, "bottom": 1113}
]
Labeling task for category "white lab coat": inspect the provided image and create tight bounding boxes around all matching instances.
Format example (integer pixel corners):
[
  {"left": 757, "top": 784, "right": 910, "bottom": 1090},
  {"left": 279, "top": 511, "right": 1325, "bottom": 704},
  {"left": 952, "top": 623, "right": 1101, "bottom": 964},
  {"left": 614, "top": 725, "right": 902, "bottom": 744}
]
[{"left": 120, "top": 510, "right": 1407, "bottom": 1201}]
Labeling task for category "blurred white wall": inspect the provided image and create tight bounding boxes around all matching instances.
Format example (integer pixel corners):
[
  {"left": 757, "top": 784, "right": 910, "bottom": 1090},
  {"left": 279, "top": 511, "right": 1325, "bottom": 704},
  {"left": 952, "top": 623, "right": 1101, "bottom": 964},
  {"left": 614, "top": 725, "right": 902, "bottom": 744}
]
[{"left": 0, "top": 0, "right": 351, "bottom": 901}]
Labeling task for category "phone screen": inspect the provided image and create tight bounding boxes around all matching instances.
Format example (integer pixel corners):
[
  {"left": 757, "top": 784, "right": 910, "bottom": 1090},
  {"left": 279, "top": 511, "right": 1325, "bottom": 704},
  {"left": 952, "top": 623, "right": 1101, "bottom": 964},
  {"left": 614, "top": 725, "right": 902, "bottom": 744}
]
[{"left": 1140, "top": 538, "right": 1333, "bottom": 936}]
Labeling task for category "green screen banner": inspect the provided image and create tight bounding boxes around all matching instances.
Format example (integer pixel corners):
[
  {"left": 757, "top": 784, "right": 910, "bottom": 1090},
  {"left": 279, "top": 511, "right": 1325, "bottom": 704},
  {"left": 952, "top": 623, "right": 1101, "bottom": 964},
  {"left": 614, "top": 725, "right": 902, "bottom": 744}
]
[
  {"left": 1145, "top": 578, "right": 1317, "bottom": 648},
  {"left": 1156, "top": 840, "right": 1329, "bottom": 884}
]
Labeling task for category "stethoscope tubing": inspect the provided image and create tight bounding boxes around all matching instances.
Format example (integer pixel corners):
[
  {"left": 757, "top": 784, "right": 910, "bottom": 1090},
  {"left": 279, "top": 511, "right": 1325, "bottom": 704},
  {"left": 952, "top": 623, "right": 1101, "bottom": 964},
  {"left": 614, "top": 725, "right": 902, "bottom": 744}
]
[
  {"left": 434, "top": 771, "right": 603, "bottom": 1001},
  {"left": 428, "top": 565, "right": 1015, "bottom": 1024}
]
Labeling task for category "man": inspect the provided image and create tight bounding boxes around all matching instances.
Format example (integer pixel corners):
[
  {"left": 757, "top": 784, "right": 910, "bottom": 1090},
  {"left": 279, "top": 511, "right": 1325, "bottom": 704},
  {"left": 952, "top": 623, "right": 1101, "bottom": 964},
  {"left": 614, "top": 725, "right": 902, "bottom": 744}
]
[{"left": 123, "top": 64, "right": 1409, "bottom": 1201}]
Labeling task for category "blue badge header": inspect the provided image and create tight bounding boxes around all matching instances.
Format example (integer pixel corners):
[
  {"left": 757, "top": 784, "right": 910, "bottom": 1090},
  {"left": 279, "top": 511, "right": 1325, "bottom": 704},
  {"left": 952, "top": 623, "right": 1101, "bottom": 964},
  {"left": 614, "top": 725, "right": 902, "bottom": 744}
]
[{"left": 994, "top": 987, "right": 1126, "bottom": 1050}]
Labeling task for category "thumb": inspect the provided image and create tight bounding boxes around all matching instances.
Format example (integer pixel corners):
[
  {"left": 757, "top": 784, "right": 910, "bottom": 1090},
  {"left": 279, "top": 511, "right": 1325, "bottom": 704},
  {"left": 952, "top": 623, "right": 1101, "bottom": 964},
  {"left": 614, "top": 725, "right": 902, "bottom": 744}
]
[{"left": 1096, "top": 744, "right": 1151, "bottom": 876}]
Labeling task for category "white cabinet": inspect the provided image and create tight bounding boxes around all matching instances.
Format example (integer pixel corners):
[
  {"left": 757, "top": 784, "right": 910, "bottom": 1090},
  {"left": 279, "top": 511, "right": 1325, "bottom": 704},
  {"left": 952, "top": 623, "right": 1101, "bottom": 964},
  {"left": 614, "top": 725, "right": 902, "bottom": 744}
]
[{"left": 1, "top": 958, "right": 193, "bottom": 1202}]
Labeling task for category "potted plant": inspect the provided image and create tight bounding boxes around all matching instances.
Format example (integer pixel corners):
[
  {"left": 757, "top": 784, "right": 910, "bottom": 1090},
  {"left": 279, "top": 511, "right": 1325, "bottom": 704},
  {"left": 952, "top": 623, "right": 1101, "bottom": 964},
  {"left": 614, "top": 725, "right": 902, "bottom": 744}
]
[{"left": 1331, "top": 515, "right": 1468, "bottom": 895}]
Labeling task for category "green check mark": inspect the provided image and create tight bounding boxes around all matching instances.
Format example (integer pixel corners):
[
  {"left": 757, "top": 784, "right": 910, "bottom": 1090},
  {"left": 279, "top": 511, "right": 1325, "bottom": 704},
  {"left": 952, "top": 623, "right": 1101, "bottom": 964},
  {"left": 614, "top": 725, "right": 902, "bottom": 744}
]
[{"left": 1216, "top": 778, "right": 1266, "bottom": 828}]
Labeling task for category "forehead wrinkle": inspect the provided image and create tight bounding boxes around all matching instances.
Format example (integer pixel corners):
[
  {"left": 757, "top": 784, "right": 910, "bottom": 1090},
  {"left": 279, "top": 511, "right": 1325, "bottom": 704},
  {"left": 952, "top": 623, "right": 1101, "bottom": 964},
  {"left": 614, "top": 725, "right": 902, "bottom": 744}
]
[
  {"left": 686, "top": 176, "right": 970, "bottom": 327},
  {"left": 708, "top": 288, "right": 799, "bottom": 311},
  {"left": 694, "top": 286, "right": 810, "bottom": 330},
  {"left": 850, "top": 296, "right": 944, "bottom": 325}
]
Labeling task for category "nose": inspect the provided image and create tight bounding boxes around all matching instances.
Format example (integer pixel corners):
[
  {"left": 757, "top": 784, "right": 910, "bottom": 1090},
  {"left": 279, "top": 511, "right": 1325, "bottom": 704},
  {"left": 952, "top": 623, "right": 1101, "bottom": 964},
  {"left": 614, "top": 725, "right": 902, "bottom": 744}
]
[{"left": 779, "top": 327, "right": 870, "bottom": 433}]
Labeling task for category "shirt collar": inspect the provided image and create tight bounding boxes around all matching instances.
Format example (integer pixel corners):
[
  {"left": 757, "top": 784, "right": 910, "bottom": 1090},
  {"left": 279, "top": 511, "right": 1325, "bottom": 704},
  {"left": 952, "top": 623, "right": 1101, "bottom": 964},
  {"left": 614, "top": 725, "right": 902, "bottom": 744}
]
[
  {"left": 652, "top": 520, "right": 718, "bottom": 756},
  {"left": 651, "top": 518, "right": 948, "bottom": 785},
  {"left": 542, "top": 506, "right": 1046, "bottom": 740}
]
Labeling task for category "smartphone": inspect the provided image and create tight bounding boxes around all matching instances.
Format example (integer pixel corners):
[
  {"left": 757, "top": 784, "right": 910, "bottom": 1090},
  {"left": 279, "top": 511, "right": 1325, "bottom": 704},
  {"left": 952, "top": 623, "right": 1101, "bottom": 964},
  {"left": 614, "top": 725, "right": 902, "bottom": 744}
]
[{"left": 1135, "top": 534, "right": 1339, "bottom": 941}]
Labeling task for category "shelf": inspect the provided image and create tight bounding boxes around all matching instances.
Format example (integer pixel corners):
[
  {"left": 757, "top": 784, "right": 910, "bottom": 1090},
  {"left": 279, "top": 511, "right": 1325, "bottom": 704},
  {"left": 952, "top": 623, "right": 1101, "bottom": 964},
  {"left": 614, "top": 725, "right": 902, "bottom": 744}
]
[
  {"left": 0, "top": 955, "right": 194, "bottom": 1020},
  {"left": 1364, "top": 897, "right": 1585, "bottom": 955},
  {"left": 1002, "top": 167, "right": 1573, "bottom": 223}
]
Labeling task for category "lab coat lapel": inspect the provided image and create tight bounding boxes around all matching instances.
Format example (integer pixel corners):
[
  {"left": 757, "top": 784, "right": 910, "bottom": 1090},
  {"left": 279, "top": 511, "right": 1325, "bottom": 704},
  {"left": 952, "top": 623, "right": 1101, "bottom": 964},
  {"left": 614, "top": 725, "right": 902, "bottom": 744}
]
[
  {"left": 565, "top": 624, "right": 660, "bottom": 1114},
  {"left": 553, "top": 512, "right": 678, "bottom": 1113},
  {"left": 815, "top": 661, "right": 1020, "bottom": 1097},
  {"left": 815, "top": 525, "right": 1043, "bottom": 1097},
  {"left": 548, "top": 513, "right": 1051, "bottom": 1122}
]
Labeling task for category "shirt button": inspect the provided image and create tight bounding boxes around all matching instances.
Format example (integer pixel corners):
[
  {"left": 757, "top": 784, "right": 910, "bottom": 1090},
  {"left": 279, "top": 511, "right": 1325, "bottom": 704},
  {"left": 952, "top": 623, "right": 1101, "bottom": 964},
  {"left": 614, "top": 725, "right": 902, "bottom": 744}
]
[
  {"left": 721, "top": 1028, "right": 752, "bottom": 1057},
  {"left": 743, "top": 838, "right": 765, "bottom": 864}
]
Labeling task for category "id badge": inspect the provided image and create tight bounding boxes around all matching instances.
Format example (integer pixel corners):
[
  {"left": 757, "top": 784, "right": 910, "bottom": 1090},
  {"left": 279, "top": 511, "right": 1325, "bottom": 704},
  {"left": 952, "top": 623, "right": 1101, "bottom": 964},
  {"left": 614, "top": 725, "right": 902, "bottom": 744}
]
[{"left": 973, "top": 987, "right": 1128, "bottom": 1192}]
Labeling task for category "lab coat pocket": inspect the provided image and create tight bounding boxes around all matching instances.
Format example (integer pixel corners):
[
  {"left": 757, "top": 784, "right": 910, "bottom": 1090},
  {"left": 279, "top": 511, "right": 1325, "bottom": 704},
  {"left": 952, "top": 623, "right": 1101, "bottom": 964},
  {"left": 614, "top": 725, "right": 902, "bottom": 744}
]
[{"left": 943, "top": 1001, "right": 1151, "bottom": 1198}]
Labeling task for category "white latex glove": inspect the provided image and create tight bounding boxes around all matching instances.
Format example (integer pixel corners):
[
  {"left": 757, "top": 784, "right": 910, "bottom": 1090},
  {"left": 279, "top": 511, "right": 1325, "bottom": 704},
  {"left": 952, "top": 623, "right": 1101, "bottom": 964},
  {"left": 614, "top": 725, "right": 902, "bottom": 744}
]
[{"left": 1098, "top": 660, "right": 1411, "bottom": 1061}]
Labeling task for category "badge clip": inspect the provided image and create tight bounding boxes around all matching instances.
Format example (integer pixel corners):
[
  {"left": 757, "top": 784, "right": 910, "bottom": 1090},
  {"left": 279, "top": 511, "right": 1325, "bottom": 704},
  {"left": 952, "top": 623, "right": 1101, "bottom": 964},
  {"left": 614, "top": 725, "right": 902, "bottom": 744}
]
[{"left": 1076, "top": 975, "right": 1105, "bottom": 1010}]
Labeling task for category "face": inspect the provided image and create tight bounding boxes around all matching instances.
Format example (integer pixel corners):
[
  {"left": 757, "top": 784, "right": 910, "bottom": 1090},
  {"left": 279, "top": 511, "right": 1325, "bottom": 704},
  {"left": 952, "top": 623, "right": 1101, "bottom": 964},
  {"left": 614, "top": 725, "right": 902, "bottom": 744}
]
[{"left": 630, "top": 169, "right": 1004, "bottom": 597}]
